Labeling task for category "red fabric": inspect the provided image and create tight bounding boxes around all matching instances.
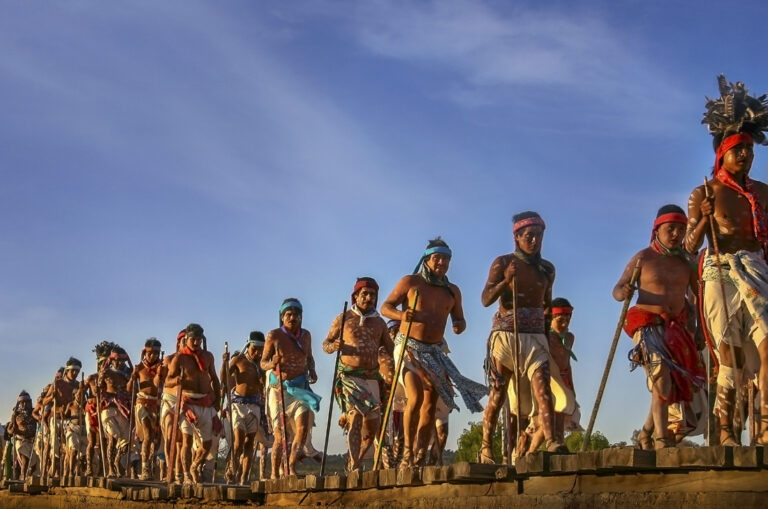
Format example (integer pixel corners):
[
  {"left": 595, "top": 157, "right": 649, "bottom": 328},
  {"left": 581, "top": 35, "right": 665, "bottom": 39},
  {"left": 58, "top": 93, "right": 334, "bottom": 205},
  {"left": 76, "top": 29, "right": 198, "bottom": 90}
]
[
  {"left": 513, "top": 216, "right": 546, "bottom": 234},
  {"left": 651, "top": 213, "right": 687, "bottom": 242},
  {"left": 137, "top": 397, "right": 159, "bottom": 410},
  {"left": 353, "top": 279, "right": 379, "bottom": 295},
  {"left": 714, "top": 160, "right": 768, "bottom": 254},
  {"left": 551, "top": 307, "right": 573, "bottom": 315},
  {"left": 623, "top": 306, "right": 705, "bottom": 403},
  {"left": 84, "top": 401, "right": 99, "bottom": 429},
  {"left": 179, "top": 347, "right": 208, "bottom": 372},
  {"left": 715, "top": 132, "right": 754, "bottom": 173},
  {"left": 180, "top": 393, "right": 214, "bottom": 425}
]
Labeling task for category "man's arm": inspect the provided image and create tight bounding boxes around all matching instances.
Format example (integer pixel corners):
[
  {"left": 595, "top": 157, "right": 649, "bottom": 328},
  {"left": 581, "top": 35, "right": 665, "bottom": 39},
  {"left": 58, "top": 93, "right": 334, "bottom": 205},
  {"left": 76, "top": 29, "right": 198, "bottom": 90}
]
[
  {"left": 450, "top": 285, "right": 466, "bottom": 334},
  {"left": 260, "top": 331, "right": 278, "bottom": 372},
  {"left": 613, "top": 252, "right": 642, "bottom": 302},
  {"left": 165, "top": 355, "right": 181, "bottom": 386},
  {"left": 379, "top": 322, "right": 394, "bottom": 354},
  {"left": 305, "top": 331, "right": 318, "bottom": 384},
  {"left": 382, "top": 276, "right": 418, "bottom": 322},
  {"left": 322, "top": 314, "right": 342, "bottom": 354},
  {"left": 685, "top": 185, "right": 711, "bottom": 253},
  {"left": 481, "top": 255, "right": 513, "bottom": 307},
  {"left": 206, "top": 352, "right": 221, "bottom": 411}
]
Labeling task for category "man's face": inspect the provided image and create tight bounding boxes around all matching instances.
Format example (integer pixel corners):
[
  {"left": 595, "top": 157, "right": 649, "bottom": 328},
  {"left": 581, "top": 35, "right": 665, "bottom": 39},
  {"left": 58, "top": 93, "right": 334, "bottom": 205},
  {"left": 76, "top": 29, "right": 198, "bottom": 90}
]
[
  {"left": 111, "top": 358, "right": 125, "bottom": 370},
  {"left": 355, "top": 287, "right": 377, "bottom": 313},
  {"left": 186, "top": 333, "right": 203, "bottom": 351},
  {"left": 426, "top": 253, "right": 451, "bottom": 277},
  {"left": 657, "top": 222, "right": 685, "bottom": 249},
  {"left": 65, "top": 368, "right": 79, "bottom": 381},
  {"left": 515, "top": 225, "right": 544, "bottom": 255},
  {"left": 282, "top": 309, "right": 301, "bottom": 330},
  {"left": 146, "top": 350, "right": 160, "bottom": 363},
  {"left": 721, "top": 142, "right": 754, "bottom": 175},
  {"left": 247, "top": 344, "right": 263, "bottom": 360},
  {"left": 388, "top": 325, "right": 399, "bottom": 342},
  {"left": 551, "top": 313, "right": 571, "bottom": 333}
]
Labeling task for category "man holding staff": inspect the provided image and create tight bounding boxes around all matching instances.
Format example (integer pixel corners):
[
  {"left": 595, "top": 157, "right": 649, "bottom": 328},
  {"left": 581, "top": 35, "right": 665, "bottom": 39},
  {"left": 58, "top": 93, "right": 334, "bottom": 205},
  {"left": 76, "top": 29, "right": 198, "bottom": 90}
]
[
  {"left": 128, "top": 338, "right": 163, "bottom": 479},
  {"left": 98, "top": 346, "right": 132, "bottom": 477},
  {"left": 44, "top": 359, "right": 83, "bottom": 478},
  {"left": 323, "top": 277, "right": 392, "bottom": 471},
  {"left": 480, "top": 212, "right": 569, "bottom": 463},
  {"left": 7, "top": 391, "right": 37, "bottom": 479},
  {"left": 261, "top": 299, "right": 321, "bottom": 477},
  {"left": 382, "top": 238, "right": 486, "bottom": 467},
  {"left": 156, "top": 330, "right": 185, "bottom": 481},
  {"left": 686, "top": 76, "right": 768, "bottom": 445},
  {"left": 615, "top": 205, "right": 706, "bottom": 449},
  {"left": 227, "top": 331, "right": 269, "bottom": 484}
]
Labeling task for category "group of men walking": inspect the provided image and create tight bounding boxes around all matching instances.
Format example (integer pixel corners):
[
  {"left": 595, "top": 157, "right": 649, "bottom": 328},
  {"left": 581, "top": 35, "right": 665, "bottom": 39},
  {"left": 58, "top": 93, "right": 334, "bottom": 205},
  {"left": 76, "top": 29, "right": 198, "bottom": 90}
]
[{"left": 4, "top": 75, "right": 768, "bottom": 486}]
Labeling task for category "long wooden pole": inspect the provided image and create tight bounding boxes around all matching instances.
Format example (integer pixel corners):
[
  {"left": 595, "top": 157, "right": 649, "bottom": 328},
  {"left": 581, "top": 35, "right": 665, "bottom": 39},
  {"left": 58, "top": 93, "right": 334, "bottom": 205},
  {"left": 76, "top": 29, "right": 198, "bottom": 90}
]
[
  {"left": 373, "top": 290, "right": 419, "bottom": 471},
  {"left": 511, "top": 276, "right": 522, "bottom": 458},
  {"left": 273, "top": 343, "right": 290, "bottom": 477},
  {"left": 166, "top": 371, "right": 183, "bottom": 483},
  {"left": 582, "top": 259, "right": 641, "bottom": 451},
  {"left": 320, "top": 301, "right": 348, "bottom": 476},
  {"left": 223, "top": 342, "right": 236, "bottom": 482},
  {"left": 703, "top": 176, "right": 746, "bottom": 436},
  {"left": 95, "top": 363, "right": 108, "bottom": 477}
]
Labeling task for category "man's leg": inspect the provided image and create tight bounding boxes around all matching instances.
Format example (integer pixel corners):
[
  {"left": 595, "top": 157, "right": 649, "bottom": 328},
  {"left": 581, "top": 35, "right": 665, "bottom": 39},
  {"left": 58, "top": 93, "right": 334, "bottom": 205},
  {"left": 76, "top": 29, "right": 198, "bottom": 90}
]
[
  {"left": 258, "top": 443, "right": 267, "bottom": 480},
  {"left": 232, "top": 427, "right": 245, "bottom": 482},
  {"left": 481, "top": 357, "right": 511, "bottom": 464},
  {"left": 346, "top": 411, "right": 363, "bottom": 471},
  {"left": 139, "top": 416, "right": 153, "bottom": 479},
  {"left": 717, "top": 342, "right": 742, "bottom": 446},
  {"left": 650, "top": 365, "right": 672, "bottom": 448},
  {"left": 360, "top": 413, "right": 381, "bottom": 466},
  {"left": 756, "top": 339, "right": 768, "bottom": 444},
  {"left": 401, "top": 370, "right": 424, "bottom": 467},
  {"left": 270, "top": 427, "right": 282, "bottom": 479},
  {"left": 289, "top": 412, "right": 310, "bottom": 475},
  {"left": 240, "top": 433, "right": 255, "bottom": 485},
  {"left": 428, "top": 421, "right": 448, "bottom": 466},
  {"left": 530, "top": 362, "right": 566, "bottom": 452},
  {"left": 415, "top": 388, "right": 438, "bottom": 466},
  {"left": 180, "top": 432, "right": 194, "bottom": 484}
]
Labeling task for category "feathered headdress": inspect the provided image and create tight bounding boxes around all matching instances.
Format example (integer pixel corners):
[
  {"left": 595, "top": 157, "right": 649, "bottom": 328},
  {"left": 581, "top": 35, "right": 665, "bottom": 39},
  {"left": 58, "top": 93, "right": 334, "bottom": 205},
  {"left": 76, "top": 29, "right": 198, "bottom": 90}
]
[
  {"left": 702, "top": 75, "right": 768, "bottom": 149},
  {"left": 93, "top": 340, "right": 117, "bottom": 361}
]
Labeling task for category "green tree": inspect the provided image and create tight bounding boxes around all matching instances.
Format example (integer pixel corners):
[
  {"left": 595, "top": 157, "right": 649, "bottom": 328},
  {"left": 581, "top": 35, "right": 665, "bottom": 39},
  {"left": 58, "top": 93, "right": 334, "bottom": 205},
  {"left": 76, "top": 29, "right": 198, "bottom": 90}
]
[
  {"left": 564, "top": 431, "right": 610, "bottom": 452},
  {"left": 456, "top": 421, "right": 502, "bottom": 462}
]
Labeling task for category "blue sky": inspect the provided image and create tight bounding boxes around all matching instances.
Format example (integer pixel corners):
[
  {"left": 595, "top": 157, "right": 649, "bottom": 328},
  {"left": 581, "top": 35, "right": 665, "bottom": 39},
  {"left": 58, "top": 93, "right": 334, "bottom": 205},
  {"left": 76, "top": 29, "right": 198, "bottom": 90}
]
[{"left": 2, "top": 0, "right": 768, "bottom": 452}]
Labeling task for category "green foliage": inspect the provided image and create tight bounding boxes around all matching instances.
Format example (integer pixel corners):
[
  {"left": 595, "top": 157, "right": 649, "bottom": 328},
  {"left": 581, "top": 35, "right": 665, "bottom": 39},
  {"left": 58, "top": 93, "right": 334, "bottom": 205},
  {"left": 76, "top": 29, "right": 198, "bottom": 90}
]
[
  {"left": 455, "top": 421, "right": 502, "bottom": 462},
  {"left": 564, "top": 431, "right": 610, "bottom": 452}
]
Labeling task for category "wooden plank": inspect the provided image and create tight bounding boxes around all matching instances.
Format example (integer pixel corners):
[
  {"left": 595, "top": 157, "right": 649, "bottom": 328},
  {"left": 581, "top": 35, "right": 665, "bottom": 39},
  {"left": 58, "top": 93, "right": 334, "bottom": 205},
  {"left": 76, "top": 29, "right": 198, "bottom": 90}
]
[
  {"left": 180, "top": 484, "right": 194, "bottom": 499},
  {"left": 733, "top": 446, "right": 763, "bottom": 468},
  {"left": 226, "top": 486, "right": 254, "bottom": 501},
  {"left": 550, "top": 453, "right": 580, "bottom": 474},
  {"left": 290, "top": 477, "right": 306, "bottom": 492},
  {"left": 598, "top": 448, "right": 655, "bottom": 470},
  {"left": 449, "top": 462, "right": 508, "bottom": 481},
  {"left": 656, "top": 446, "right": 734, "bottom": 469},
  {"left": 74, "top": 475, "right": 88, "bottom": 487},
  {"left": 362, "top": 470, "right": 379, "bottom": 489},
  {"left": 520, "top": 451, "right": 555, "bottom": 475},
  {"left": 25, "top": 475, "right": 42, "bottom": 487},
  {"left": 322, "top": 474, "right": 346, "bottom": 490},
  {"left": 202, "top": 485, "right": 221, "bottom": 501},
  {"left": 304, "top": 474, "right": 319, "bottom": 490},
  {"left": 396, "top": 467, "right": 422, "bottom": 486},
  {"left": 577, "top": 451, "right": 600, "bottom": 472},
  {"left": 378, "top": 468, "right": 398, "bottom": 487},
  {"left": 346, "top": 469, "right": 362, "bottom": 489},
  {"left": 251, "top": 480, "right": 266, "bottom": 494},
  {"left": 22, "top": 484, "right": 48, "bottom": 494}
]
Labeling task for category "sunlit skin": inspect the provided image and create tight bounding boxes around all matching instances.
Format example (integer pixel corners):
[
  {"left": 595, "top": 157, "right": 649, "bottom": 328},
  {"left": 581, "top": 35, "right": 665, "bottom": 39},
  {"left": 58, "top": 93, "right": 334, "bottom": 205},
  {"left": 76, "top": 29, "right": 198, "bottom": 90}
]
[
  {"left": 83, "top": 370, "right": 101, "bottom": 476},
  {"left": 226, "top": 343, "right": 266, "bottom": 484},
  {"left": 62, "top": 381, "right": 87, "bottom": 480},
  {"left": 614, "top": 221, "right": 698, "bottom": 447},
  {"left": 167, "top": 332, "right": 221, "bottom": 483},
  {"left": 98, "top": 357, "right": 131, "bottom": 477},
  {"left": 686, "top": 141, "right": 768, "bottom": 444},
  {"left": 129, "top": 348, "right": 162, "bottom": 479},
  {"left": 323, "top": 287, "right": 393, "bottom": 470},
  {"left": 43, "top": 367, "right": 81, "bottom": 478},
  {"left": 480, "top": 223, "right": 560, "bottom": 462},
  {"left": 382, "top": 253, "right": 466, "bottom": 466},
  {"left": 547, "top": 312, "right": 574, "bottom": 444},
  {"left": 8, "top": 398, "right": 35, "bottom": 479},
  {"left": 155, "top": 338, "right": 182, "bottom": 481},
  {"left": 261, "top": 309, "right": 317, "bottom": 477}
]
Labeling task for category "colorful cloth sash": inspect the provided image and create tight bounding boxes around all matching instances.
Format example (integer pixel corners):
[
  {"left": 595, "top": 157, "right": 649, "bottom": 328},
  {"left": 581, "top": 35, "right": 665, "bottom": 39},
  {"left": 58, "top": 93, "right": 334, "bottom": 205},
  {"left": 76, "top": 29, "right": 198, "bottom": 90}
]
[
  {"left": 269, "top": 372, "right": 321, "bottom": 412},
  {"left": 492, "top": 307, "right": 545, "bottom": 334},
  {"left": 333, "top": 365, "right": 381, "bottom": 416}
]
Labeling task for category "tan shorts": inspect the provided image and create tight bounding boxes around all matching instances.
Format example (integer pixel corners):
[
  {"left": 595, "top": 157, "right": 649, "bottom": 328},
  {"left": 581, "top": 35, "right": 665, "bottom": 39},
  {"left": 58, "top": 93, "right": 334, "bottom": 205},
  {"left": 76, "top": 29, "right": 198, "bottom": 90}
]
[
  {"left": 64, "top": 421, "right": 86, "bottom": 453},
  {"left": 101, "top": 407, "right": 129, "bottom": 448},
  {"left": 14, "top": 437, "right": 34, "bottom": 459},
  {"left": 267, "top": 387, "right": 312, "bottom": 432},
  {"left": 232, "top": 401, "right": 267, "bottom": 443},
  {"left": 48, "top": 416, "right": 62, "bottom": 458},
  {"left": 345, "top": 375, "right": 382, "bottom": 419},
  {"left": 179, "top": 404, "right": 216, "bottom": 443}
]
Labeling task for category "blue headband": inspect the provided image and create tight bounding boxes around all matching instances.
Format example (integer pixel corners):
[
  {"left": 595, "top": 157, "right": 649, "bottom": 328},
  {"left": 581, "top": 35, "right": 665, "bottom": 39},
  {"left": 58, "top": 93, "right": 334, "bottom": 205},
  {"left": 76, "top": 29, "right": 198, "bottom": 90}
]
[
  {"left": 279, "top": 300, "right": 303, "bottom": 316},
  {"left": 424, "top": 246, "right": 452, "bottom": 258},
  {"left": 386, "top": 319, "right": 401, "bottom": 329}
]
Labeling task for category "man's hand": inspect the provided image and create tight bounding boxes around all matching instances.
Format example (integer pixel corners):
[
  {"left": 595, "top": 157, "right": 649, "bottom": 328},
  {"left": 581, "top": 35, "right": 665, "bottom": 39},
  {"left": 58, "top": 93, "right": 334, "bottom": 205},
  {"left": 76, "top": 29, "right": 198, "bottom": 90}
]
[
  {"left": 402, "top": 308, "right": 421, "bottom": 323},
  {"left": 452, "top": 318, "right": 466, "bottom": 334},
  {"left": 503, "top": 261, "right": 517, "bottom": 283},
  {"left": 616, "top": 283, "right": 634, "bottom": 301},
  {"left": 308, "top": 369, "right": 318, "bottom": 384},
  {"left": 700, "top": 195, "right": 714, "bottom": 217}
]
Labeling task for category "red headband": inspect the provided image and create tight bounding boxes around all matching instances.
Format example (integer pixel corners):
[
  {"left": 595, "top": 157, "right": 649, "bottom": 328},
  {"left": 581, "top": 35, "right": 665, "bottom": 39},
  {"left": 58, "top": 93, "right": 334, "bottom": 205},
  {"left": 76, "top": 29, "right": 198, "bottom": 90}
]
[
  {"left": 551, "top": 307, "right": 573, "bottom": 315},
  {"left": 513, "top": 217, "right": 546, "bottom": 234},
  {"left": 353, "top": 279, "right": 379, "bottom": 296},
  {"left": 109, "top": 351, "right": 128, "bottom": 361},
  {"left": 715, "top": 132, "right": 754, "bottom": 173},
  {"left": 651, "top": 212, "right": 687, "bottom": 241}
]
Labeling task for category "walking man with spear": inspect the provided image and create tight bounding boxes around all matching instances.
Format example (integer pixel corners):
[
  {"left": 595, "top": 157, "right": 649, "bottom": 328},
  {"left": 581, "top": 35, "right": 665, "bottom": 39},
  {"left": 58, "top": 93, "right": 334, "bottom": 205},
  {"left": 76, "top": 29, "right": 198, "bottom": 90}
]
[
  {"left": 480, "top": 213, "right": 569, "bottom": 463},
  {"left": 686, "top": 75, "right": 768, "bottom": 446},
  {"left": 261, "top": 299, "right": 321, "bottom": 478},
  {"left": 322, "top": 278, "right": 393, "bottom": 473},
  {"left": 382, "top": 238, "right": 486, "bottom": 468},
  {"left": 128, "top": 338, "right": 163, "bottom": 479}
]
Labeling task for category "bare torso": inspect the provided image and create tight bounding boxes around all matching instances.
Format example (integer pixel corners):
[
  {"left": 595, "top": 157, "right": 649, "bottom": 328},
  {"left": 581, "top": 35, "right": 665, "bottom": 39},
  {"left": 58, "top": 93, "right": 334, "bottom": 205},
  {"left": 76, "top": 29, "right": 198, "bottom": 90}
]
[
  {"left": 261, "top": 328, "right": 313, "bottom": 381},
  {"left": 547, "top": 331, "right": 574, "bottom": 373},
  {"left": 230, "top": 354, "right": 265, "bottom": 397},
  {"left": 134, "top": 361, "right": 161, "bottom": 397},
  {"left": 323, "top": 311, "right": 392, "bottom": 369},
  {"left": 482, "top": 254, "right": 553, "bottom": 312},
  {"left": 171, "top": 350, "right": 217, "bottom": 395}
]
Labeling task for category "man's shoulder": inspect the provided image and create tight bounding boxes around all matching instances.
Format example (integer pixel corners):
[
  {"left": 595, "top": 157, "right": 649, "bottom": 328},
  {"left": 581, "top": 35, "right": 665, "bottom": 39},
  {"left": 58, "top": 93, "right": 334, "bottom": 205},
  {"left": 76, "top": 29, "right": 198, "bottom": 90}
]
[{"left": 539, "top": 258, "right": 556, "bottom": 277}]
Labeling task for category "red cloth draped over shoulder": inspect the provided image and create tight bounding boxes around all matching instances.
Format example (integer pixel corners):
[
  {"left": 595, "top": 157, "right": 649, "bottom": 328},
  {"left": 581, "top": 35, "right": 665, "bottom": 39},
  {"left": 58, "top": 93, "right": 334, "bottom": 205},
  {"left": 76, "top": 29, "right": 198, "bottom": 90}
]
[
  {"left": 623, "top": 306, "right": 704, "bottom": 403},
  {"left": 179, "top": 347, "right": 208, "bottom": 372}
]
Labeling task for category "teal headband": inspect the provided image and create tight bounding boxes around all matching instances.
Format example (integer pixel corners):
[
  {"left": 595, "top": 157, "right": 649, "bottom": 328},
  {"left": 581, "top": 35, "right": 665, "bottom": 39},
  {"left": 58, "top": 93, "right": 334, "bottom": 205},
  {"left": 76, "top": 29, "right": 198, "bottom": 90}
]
[
  {"left": 279, "top": 300, "right": 303, "bottom": 316},
  {"left": 424, "top": 246, "right": 452, "bottom": 258}
]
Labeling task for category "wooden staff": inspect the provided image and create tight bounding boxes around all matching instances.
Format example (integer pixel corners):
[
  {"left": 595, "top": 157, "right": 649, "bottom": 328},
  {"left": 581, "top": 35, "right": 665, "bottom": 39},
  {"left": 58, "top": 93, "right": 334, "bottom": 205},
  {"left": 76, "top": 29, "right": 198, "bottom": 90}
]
[
  {"left": 703, "top": 176, "right": 746, "bottom": 434},
  {"left": 511, "top": 276, "right": 522, "bottom": 458},
  {"left": 272, "top": 342, "right": 290, "bottom": 477},
  {"left": 166, "top": 369, "right": 183, "bottom": 483},
  {"left": 126, "top": 375, "right": 137, "bottom": 478},
  {"left": 50, "top": 373, "right": 59, "bottom": 480},
  {"left": 223, "top": 342, "right": 236, "bottom": 482},
  {"left": 582, "top": 258, "right": 641, "bottom": 451},
  {"left": 373, "top": 290, "right": 419, "bottom": 471},
  {"left": 24, "top": 408, "right": 41, "bottom": 480},
  {"left": 320, "top": 301, "right": 348, "bottom": 477}
]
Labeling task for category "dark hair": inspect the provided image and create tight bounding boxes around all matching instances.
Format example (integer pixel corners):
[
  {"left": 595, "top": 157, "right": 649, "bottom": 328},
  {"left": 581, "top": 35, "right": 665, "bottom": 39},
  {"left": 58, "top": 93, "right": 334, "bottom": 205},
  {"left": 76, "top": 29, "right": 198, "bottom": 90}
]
[
  {"left": 426, "top": 237, "right": 449, "bottom": 250},
  {"left": 111, "top": 346, "right": 127, "bottom": 356},
  {"left": 145, "top": 337, "right": 162, "bottom": 349},
  {"left": 551, "top": 297, "right": 573, "bottom": 308},
  {"left": 512, "top": 211, "right": 542, "bottom": 223},
  {"left": 656, "top": 204, "right": 685, "bottom": 217},
  {"left": 66, "top": 357, "right": 82, "bottom": 368},
  {"left": 186, "top": 323, "right": 204, "bottom": 338},
  {"left": 249, "top": 331, "right": 265, "bottom": 343}
]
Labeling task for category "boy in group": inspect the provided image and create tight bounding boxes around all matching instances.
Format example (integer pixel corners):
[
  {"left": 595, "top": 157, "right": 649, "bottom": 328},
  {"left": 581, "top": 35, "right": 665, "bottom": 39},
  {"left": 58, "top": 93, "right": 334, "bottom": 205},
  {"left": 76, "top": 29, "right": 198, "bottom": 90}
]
[
  {"left": 128, "top": 338, "right": 163, "bottom": 479},
  {"left": 99, "top": 347, "right": 132, "bottom": 477},
  {"left": 7, "top": 391, "right": 37, "bottom": 479},
  {"left": 686, "top": 76, "right": 768, "bottom": 445},
  {"left": 615, "top": 205, "right": 706, "bottom": 448},
  {"left": 44, "top": 359, "right": 83, "bottom": 478}
]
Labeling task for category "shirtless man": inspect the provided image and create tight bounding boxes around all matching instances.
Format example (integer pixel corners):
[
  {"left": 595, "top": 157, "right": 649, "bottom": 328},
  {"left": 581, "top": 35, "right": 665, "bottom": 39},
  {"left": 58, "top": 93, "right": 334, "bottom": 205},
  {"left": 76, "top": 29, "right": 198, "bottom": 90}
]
[
  {"left": 44, "top": 359, "right": 82, "bottom": 478},
  {"left": 7, "top": 392, "right": 37, "bottom": 480},
  {"left": 226, "top": 331, "right": 268, "bottom": 484},
  {"left": 261, "top": 299, "right": 321, "bottom": 477},
  {"left": 156, "top": 330, "right": 185, "bottom": 481},
  {"left": 615, "top": 207, "right": 706, "bottom": 449},
  {"left": 31, "top": 386, "right": 50, "bottom": 478},
  {"left": 323, "top": 277, "right": 392, "bottom": 471},
  {"left": 166, "top": 323, "right": 220, "bottom": 484},
  {"left": 84, "top": 341, "right": 116, "bottom": 476},
  {"left": 61, "top": 367, "right": 87, "bottom": 481},
  {"left": 98, "top": 346, "right": 132, "bottom": 477},
  {"left": 686, "top": 76, "right": 768, "bottom": 445},
  {"left": 382, "top": 238, "right": 486, "bottom": 467},
  {"left": 128, "top": 338, "right": 162, "bottom": 479},
  {"left": 481, "top": 212, "right": 569, "bottom": 463},
  {"left": 546, "top": 298, "right": 581, "bottom": 443}
]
